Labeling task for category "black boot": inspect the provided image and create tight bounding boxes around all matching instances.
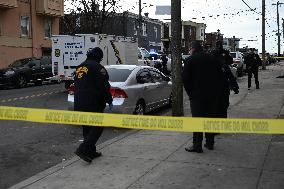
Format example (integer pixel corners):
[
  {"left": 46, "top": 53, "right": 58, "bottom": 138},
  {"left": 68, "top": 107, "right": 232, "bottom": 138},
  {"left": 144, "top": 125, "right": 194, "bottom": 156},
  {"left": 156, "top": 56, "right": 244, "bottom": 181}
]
[
  {"left": 204, "top": 143, "right": 214, "bottom": 150},
  {"left": 75, "top": 148, "right": 92, "bottom": 163},
  {"left": 89, "top": 151, "right": 102, "bottom": 159},
  {"left": 256, "top": 81, "right": 260, "bottom": 89},
  {"left": 185, "top": 145, "right": 203, "bottom": 153}
]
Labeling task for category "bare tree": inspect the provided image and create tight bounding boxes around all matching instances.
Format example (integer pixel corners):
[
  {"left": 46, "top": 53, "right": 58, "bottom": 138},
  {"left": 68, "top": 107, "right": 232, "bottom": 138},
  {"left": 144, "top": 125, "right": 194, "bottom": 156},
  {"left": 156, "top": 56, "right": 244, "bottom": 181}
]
[{"left": 62, "top": 0, "right": 122, "bottom": 34}]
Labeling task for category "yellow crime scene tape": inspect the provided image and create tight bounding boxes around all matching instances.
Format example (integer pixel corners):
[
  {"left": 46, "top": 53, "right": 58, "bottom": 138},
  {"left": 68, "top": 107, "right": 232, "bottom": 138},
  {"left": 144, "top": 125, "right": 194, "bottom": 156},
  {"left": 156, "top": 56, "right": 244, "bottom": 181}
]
[{"left": 0, "top": 106, "right": 283, "bottom": 134}]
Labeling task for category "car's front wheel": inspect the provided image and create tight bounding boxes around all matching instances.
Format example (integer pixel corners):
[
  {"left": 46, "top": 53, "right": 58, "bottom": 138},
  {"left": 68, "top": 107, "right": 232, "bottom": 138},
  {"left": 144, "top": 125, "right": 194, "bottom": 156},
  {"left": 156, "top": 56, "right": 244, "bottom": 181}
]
[
  {"left": 134, "top": 100, "right": 145, "bottom": 115},
  {"left": 35, "top": 80, "right": 43, "bottom": 86},
  {"left": 16, "top": 75, "right": 27, "bottom": 88}
]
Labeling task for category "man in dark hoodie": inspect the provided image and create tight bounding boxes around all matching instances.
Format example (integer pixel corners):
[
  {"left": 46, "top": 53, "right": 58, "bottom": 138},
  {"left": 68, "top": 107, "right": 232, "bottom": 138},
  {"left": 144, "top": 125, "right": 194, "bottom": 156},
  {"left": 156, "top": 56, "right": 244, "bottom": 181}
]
[
  {"left": 182, "top": 41, "right": 226, "bottom": 153},
  {"left": 74, "top": 47, "right": 113, "bottom": 163}
]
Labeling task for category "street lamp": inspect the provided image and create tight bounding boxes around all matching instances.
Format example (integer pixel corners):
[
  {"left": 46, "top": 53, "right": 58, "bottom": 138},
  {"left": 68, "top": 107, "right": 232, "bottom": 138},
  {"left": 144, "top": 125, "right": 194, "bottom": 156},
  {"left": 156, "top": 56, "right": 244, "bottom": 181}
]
[{"left": 272, "top": 1, "right": 284, "bottom": 56}]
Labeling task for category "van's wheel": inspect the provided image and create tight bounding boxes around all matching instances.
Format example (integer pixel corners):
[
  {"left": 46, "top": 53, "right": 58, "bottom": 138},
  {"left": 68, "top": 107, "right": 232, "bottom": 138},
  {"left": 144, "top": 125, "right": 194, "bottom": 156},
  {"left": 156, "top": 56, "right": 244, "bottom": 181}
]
[
  {"left": 134, "top": 100, "right": 145, "bottom": 115},
  {"left": 16, "top": 75, "right": 27, "bottom": 88}
]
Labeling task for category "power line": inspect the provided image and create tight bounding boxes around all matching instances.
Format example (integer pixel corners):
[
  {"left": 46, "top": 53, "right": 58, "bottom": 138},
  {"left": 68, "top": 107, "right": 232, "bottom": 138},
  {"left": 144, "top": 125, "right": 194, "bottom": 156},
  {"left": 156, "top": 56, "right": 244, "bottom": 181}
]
[{"left": 241, "top": 0, "right": 261, "bottom": 15}]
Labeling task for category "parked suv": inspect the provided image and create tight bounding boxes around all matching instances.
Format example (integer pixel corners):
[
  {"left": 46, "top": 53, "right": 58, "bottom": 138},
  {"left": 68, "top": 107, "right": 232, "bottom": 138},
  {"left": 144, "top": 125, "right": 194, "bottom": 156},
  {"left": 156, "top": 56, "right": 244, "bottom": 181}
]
[
  {"left": 0, "top": 56, "right": 53, "bottom": 88},
  {"left": 230, "top": 51, "right": 244, "bottom": 77}
]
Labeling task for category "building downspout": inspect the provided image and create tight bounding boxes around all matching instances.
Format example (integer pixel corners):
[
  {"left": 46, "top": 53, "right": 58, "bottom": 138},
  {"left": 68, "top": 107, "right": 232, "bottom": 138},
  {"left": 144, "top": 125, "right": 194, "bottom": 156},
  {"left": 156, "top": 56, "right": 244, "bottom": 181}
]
[{"left": 30, "top": 0, "right": 37, "bottom": 57}]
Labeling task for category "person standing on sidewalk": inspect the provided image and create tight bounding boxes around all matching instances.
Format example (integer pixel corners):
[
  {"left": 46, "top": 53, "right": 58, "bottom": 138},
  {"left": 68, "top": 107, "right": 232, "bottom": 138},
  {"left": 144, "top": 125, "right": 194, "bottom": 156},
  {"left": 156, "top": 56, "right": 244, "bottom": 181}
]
[
  {"left": 74, "top": 47, "right": 113, "bottom": 163},
  {"left": 211, "top": 41, "right": 239, "bottom": 118},
  {"left": 161, "top": 54, "right": 168, "bottom": 75},
  {"left": 244, "top": 48, "right": 262, "bottom": 90},
  {"left": 182, "top": 41, "right": 227, "bottom": 153}
]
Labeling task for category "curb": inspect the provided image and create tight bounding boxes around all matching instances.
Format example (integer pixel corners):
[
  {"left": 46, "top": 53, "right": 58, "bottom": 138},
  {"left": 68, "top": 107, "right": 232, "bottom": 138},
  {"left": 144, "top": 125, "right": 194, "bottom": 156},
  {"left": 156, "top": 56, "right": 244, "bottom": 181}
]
[{"left": 9, "top": 129, "right": 140, "bottom": 189}]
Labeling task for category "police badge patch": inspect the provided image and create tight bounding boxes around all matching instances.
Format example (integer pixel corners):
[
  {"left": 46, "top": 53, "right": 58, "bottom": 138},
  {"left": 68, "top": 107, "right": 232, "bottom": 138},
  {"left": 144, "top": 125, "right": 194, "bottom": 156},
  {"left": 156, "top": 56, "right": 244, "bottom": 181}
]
[{"left": 76, "top": 66, "right": 89, "bottom": 79}]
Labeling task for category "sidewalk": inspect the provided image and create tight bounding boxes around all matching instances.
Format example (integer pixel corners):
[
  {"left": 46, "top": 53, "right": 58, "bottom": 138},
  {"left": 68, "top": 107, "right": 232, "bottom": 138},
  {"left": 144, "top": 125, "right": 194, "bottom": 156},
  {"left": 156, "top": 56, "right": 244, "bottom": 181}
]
[{"left": 10, "top": 62, "right": 284, "bottom": 189}]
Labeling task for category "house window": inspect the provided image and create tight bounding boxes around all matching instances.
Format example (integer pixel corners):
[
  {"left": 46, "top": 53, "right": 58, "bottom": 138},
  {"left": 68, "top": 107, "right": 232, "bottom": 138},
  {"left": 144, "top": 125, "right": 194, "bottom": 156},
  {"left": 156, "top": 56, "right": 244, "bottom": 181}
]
[
  {"left": 44, "top": 18, "right": 52, "bottom": 38},
  {"left": 154, "top": 26, "right": 157, "bottom": 39},
  {"left": 201, "top": 29, "right": 204, "bottom": 37},
  {"left": 21, "top": 16, "right": 30, "bottom": 37},
  {"left": 133, "top": 21, "right": 137, "bottom": 35},
  {"left": 142, "top": 23, "right": 147, "bottom": 36},
  {"left": 76, "top": 17, "right": 81, "bottom": 28}
]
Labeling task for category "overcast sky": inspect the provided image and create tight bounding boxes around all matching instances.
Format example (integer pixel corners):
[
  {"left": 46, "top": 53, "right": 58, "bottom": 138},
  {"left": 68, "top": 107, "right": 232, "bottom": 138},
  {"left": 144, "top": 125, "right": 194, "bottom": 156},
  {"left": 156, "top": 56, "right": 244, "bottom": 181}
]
[{"left": 119, "top": 0, "right": 284, "bottom": 54}]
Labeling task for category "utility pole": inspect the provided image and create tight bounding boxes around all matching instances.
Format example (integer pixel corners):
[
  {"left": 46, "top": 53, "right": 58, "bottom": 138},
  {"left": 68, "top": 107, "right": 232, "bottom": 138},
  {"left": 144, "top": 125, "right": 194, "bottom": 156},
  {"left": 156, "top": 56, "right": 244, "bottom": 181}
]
[
  {"left": 262, "top": 0, "right": 266, "bottom": 69},
  {"left": 171, "top": 0, "right": 183, "bottom": 116},
  {"left": 138, "top": 0, "right": 142, "bottom": 47},
  {"left": 283, "top": 18, "right": 284, "bottom": 39},
  {"left": 272, "top": 1, "right": 284, "bottom": 56}
]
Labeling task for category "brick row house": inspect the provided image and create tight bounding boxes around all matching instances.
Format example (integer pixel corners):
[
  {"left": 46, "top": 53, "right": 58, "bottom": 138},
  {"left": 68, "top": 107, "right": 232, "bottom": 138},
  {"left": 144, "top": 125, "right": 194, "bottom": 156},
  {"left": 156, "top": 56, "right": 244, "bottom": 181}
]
[
  {"left": 164, "top": 20, "right": 206, "bottom": 54},
  {"left": 60, "top": 11, "right": 163, "bottom": 53},
  {"left": 204, "top": 31, "right": 224, "bottom": 51},
  {"left": 0, "top": 0, "right": 64, "bottom": 68}
]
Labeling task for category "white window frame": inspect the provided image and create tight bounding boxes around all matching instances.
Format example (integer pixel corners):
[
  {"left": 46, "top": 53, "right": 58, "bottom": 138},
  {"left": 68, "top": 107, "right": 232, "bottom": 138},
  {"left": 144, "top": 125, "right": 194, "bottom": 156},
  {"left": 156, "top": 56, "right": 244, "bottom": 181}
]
[
  {"left": 154, "top": 26, "right": 157, "bottom": 39},
  {"left": 75, "top": 17, "right": 81, "bottom": 28},
  {"left": 21, "top": 16, "right": 30, "bottom": 37},
  {"left": 201, "top": 29, "right": 204, "bottom": 37},
  {"left": 133, "top": 21, "right": 137, "bottom": 36},
  {"left": 44, "top": 18, "right": 52, "bottom": 38},
  {"left": 142, "top": 23, "right": 147, "bottom": 37}
]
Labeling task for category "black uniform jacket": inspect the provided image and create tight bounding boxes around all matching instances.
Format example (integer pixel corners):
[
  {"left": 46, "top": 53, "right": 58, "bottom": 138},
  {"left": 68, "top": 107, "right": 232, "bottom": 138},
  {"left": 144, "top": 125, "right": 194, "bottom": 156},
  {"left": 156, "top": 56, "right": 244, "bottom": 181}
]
[
  {"left": 182, "top": 51, "right": 225, "bottom": 100},
  {"left": 244, "top": 53, "right": 262, "bottom": 70},
  {"left": 211, "top": 49, "right": 239, "bottom": 94},
  {"left": 74, "top": 59, "right": 113, "bottom": 112}
]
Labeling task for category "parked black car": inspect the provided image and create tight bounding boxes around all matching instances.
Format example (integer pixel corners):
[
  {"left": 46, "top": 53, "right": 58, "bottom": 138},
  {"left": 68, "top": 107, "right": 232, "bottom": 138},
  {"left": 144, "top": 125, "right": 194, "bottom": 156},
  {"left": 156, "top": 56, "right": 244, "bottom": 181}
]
[{"left": 0, "top": 56, "right": 53, "bottom": 88}]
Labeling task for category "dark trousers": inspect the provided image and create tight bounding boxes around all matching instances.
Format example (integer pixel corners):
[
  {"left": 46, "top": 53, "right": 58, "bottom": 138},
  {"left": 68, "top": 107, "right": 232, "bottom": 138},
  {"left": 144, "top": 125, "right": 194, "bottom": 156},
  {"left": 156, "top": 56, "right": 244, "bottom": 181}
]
[
  {"left": 80, "top": 126, "right": 104, "bottom": 153},
  {"left": 248, "top": 68, "right": 259, "bottom": 88},
  {"left": 190, "top": 96, "right": 222, "bottom": 147}
]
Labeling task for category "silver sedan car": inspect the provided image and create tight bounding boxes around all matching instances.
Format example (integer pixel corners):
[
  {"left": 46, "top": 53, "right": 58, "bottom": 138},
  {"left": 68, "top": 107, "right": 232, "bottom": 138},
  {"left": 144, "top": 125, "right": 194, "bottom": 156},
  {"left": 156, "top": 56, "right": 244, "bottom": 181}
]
[{"left": 68, "top": 65, "right": 172, "bottom": 115}]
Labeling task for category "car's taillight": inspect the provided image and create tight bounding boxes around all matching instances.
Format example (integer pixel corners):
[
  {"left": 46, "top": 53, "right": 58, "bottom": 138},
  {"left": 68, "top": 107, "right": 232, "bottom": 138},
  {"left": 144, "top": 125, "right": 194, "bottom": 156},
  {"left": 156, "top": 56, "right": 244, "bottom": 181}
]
[
  {"left": 110, "top": 88, "right": 128, "bottom": 98},
  {"left": 60, "top": 75, "right": 65, "bottom": 80},
  {"left": 68, "top": 84, "right": 75, "bottom": 95},
  {"left": 234, "top": 59, "right": 240, "bottom": 64}
]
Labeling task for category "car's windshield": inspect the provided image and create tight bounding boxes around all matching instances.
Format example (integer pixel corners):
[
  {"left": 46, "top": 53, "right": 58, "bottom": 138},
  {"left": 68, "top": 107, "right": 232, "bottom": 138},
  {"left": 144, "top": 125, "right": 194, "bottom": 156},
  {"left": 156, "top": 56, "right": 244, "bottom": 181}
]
[
  {"left": 106, "top": 68, "right": 133, "bottom": 82},
  {"left": 8, "top": 59, "right": 30, "bottom": 68}
]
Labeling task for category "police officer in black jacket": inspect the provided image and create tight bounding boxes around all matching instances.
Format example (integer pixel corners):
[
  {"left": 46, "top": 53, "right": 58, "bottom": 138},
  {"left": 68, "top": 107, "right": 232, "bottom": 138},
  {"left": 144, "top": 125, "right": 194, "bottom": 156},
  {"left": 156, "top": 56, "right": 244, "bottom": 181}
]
[
  {"left": 244, "top": 48, "right": 262, "bottom": 90},
  {"left": 211, "top": 41, "right": 239, "bottom": 118},
  {"left": 74, "top": 47, "right": 113, "bottom": 163},
  {"left": 182, "top": 41, "right": 226, "bottom": 153}
]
